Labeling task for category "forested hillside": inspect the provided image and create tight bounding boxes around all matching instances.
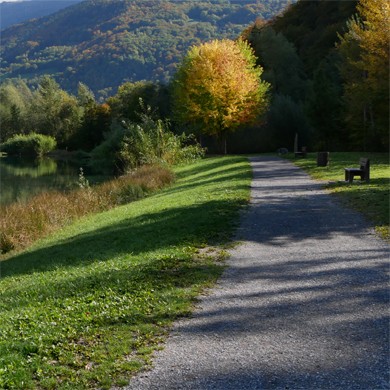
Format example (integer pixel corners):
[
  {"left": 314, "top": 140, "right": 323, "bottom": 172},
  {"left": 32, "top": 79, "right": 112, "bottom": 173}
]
[{"left": 0, "top": 0, "right": 292, "bottom": 97}]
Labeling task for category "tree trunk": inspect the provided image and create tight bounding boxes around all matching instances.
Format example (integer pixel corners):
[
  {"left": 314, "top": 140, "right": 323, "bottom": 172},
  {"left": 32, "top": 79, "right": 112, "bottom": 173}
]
[
  {"left": 294, "top": 133, "right": 298, "bottom": 153},
  {"left": 363, "top": 105, "right": 367, "bottom": 152},
  {"left": 218, "top": 124, "right": 227, "bottom": 155}
]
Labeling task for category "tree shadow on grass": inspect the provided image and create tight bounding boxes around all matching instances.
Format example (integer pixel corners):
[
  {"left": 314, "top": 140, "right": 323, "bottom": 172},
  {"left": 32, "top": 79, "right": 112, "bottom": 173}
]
[
  {"left": 2, "top": 158, "right": 384, "bottom": 279},
  {"left": 0, "top": 156, "right": 250, "bottom": 278},
  {"left": 0, "top": 241, "right": 223, "bottom": 320},
  {"left": 174, "top": 156, "right": 246, "bottom": 180},
  {"left": 0, "top": 198, "right": 247, "bottom": 279}
]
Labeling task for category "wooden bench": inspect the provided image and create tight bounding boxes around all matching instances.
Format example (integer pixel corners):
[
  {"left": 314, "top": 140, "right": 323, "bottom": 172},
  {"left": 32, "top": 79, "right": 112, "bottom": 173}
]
[
  {"left": 345, "top": 158, "right": 370, "bottom": 183},
  {"left": 295, "top": 146, "right": 307, "bottom": 158}
]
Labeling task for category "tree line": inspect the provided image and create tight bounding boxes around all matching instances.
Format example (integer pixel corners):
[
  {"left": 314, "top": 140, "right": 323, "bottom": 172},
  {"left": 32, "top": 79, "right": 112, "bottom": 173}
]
[
  {"left": 0, "top": 37, "right": 267, "bottom": 160},
  {"left": 1, "top": 0, "right": 388, "bottom": 157}
]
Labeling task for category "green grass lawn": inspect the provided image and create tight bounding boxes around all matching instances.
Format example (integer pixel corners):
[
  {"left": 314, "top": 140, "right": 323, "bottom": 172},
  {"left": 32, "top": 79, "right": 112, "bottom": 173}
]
[
  {"left": 285, "top": 152, "right": 389, "bottom": 239},
  {"left": 0, "top": 156, "right": 251, "bottom": 390}
]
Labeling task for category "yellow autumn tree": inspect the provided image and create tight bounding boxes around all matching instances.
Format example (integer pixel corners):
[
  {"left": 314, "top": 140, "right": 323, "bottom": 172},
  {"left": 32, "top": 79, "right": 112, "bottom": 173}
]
[
  {"left": 338, "top": 0, "right": 389, "bottom": 150},
  {"left": 172, "top": 39, "right": 269, "bottom": 153}
]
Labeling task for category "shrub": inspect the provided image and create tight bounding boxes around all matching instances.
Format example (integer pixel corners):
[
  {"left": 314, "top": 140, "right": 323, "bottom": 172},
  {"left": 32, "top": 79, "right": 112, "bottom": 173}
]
[
  {"left": 91, "top": 112, "right": 205, "bottom": 174},
  {"left": 0, "top": 133, "right": 57, "bottom": 157}
]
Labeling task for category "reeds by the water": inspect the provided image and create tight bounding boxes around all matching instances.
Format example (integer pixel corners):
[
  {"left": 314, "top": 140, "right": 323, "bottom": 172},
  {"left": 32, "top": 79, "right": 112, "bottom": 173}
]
[{"left": 0, "top": 165, "right": 174, "bottom": 255}]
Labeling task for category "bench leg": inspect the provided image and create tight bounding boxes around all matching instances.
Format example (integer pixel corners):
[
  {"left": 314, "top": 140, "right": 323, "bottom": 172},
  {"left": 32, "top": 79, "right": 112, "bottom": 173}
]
[
  {"left": 345, "top": 170, "right": 353, "bottom": 183},
  {"left": 345, "top": 167, "right": 368, "bottom": 183}
]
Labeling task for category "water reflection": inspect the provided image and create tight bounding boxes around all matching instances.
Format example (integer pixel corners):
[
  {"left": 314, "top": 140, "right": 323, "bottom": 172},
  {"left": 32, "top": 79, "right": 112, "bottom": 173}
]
[
  {"left": 1, "top": 157, "right": 58, "bottom": 178},
  {"left": 0, "top": 156, "right": 107, "bottom": 206}
]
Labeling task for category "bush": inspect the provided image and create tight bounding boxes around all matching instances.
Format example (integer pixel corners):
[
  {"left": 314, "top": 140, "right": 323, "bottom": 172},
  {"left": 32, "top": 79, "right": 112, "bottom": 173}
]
[
  {"left": 0, "top": 133, "right": 57, "bottom": 157},
  {"left": 91, "top": 113, "right": 205, "bottom": 174}
]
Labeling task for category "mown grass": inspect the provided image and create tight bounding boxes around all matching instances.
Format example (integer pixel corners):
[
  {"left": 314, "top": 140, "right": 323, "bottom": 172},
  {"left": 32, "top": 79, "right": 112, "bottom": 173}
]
[
  {"left": 285, "top": 152, "right": 389, "bottom": 239},
  {"left": 0, "top": 156, "right": 251, "bottom": 389}
]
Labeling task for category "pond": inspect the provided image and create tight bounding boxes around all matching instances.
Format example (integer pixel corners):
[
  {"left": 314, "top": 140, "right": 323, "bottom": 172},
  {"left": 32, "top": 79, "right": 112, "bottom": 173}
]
[{"left": 0, "top": 156, "right": 110, "bottom": 206}]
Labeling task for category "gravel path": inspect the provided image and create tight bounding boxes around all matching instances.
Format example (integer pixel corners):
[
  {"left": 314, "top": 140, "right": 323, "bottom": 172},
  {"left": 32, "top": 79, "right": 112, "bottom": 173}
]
[{"left": 126, "top": 156, "right": 389, "bottom": 390}]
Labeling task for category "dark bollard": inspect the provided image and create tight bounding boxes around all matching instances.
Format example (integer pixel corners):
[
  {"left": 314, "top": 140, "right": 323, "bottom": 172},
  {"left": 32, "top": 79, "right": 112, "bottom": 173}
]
[{"left": 317, "top": 151, "right": 329, "bottom": 167}]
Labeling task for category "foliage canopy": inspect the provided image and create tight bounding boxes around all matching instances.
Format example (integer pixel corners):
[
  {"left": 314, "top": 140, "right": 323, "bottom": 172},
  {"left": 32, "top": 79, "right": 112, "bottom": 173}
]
[{"left": 173, "top": 38, "right": 269, "bottom": 152}]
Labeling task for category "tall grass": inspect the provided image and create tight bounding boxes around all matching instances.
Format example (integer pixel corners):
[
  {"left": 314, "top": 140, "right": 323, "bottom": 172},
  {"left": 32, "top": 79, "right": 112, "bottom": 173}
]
[{"left": 0, "top": 165, "right": 174, "bottom": 254}]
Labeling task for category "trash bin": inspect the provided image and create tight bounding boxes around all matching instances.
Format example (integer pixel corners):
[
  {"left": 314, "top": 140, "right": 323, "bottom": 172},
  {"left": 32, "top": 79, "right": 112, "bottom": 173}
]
[{"left": 317, "top": 152, "right": 329, "bottom": 167}]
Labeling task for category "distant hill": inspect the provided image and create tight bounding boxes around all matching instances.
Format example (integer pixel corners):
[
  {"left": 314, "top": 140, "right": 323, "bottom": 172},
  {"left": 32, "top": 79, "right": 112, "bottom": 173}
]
[
  {"left": 0, "top": 0, "right": 293, "bottom": 97},
  {"left": 0, "top": 0, "right": 82, "bottom": 30}
]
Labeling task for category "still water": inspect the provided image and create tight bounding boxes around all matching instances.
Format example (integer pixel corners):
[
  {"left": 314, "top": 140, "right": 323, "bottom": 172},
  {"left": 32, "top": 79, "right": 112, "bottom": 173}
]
[{"left": 0, "top": 156, "right": 108, "bottom": 206}]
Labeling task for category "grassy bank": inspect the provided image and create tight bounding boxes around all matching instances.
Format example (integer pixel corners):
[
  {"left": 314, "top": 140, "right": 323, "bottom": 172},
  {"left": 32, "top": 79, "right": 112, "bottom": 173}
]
[
  {"left": 0, "top": 165, "right": 174, "bottom": 254},
  {"left": 0, "top": 156, "right": 251, "bottom": 389},
  {"left": 285, "top": 152, "right": 389, "bottom": 239}
]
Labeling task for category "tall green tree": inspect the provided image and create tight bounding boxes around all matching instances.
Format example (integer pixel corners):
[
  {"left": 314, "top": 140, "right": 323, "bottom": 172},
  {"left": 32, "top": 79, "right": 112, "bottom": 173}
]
[
  {"left": 267, "top": 94, "right": 310, "bottom": 151},
  {"left": 338, "top": 0, "right": 389, "bottom": 151},
  {"left": 0, "top": 79, "right": 33, "bottom": 142},
  {"left": 29, "top": 76, "right": 81, "bottom": 147},
  {"left": 71, "top": 103, "right": 112, "bottom": 151},
  {"left": 307, "top": 52, "right": 345, "bottom": 150},
  {"left": 68, "top": 82, "right": 112, "bottom": 151},
  {"left": 247, "top": 26, "right": 307, "bottom": 102},
  {"left": 172, "top": 38, "right": 269, "bottom": 153},
  {"left": 107, "top": 81, "right": 171, "bottom": 123},
  {"left": 245, "top": 25, "right": 309, "bottom": 151},
  {"left": 77, "top": 82, "right": 95, "bottom": 108}
]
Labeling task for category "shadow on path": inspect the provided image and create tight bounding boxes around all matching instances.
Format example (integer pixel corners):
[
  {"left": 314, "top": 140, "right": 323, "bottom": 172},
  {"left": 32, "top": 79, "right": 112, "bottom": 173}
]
[{"left": 127, "top": 156, "right": 390, "bottom": 390}]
